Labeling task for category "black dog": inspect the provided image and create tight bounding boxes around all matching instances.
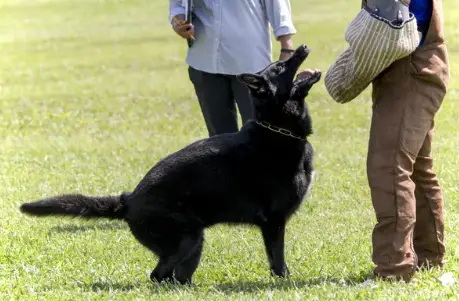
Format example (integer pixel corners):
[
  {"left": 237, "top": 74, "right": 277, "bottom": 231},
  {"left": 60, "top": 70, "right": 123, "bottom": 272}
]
[{"left": 20, "top": 44, "right": 321, "bottom": 284}]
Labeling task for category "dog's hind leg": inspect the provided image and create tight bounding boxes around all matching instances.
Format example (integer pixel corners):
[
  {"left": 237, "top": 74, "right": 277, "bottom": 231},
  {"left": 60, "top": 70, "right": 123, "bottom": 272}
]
[
  {"left": 261, "top": 220, "right": 291, "bottom": 278},
  {"left": 150, "top": 256, "right": 175, "bottom": 283},
  {"left": 150, "top": 232, "right": 204, "bottom": 284},
  {"left": 173, "top": 230, "right": 204, "bottom": 284}
]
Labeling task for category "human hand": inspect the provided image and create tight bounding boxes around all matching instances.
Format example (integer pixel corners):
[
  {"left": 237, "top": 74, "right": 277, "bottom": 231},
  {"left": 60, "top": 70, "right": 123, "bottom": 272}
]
[{"left": 172, "top": 14, "right": 195, "bottom": 40}]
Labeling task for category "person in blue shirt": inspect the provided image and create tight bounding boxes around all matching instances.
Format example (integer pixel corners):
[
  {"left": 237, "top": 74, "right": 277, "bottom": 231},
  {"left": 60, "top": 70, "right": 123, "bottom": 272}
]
[{"left": 169, "top": 0, "right": 297, "bottom": 137}]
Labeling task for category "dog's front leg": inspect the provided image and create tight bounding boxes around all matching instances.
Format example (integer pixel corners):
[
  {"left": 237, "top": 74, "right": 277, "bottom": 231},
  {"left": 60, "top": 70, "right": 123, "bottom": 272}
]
[{"left": 261, "top": 220, "right": 290, "bottom": 278}]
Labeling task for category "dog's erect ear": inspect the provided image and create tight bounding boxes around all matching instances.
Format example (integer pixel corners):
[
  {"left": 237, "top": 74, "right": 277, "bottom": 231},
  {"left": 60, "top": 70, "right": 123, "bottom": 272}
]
[{"left": 236, "top": 73, "right": 267, "bottom": 90}]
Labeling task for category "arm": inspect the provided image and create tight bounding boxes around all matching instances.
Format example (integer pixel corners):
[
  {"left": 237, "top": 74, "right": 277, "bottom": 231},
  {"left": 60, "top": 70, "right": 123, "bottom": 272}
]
[
  {"left": 169, "top": 0, "right": 194, "bottom": 39},
  {"left": 278, "top": 35, "right": 294, "bottom": 60},
  {"left": 169, "top": 0, "right": 185, "bottom": 23},
  {"left": 263, "top": 0, "right": 297, "bottom": 60}
]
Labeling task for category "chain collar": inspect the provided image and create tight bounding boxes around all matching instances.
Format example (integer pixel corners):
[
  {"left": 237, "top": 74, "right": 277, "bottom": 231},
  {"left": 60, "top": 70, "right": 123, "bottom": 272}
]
[{"left": 255, "top": 121, "right": 305, "bottom": 141}]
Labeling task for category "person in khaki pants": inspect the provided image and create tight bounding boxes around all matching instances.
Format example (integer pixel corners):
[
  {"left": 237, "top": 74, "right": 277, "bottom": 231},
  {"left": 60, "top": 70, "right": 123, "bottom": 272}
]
[
  {"left": 368, "top": 0, "right": 449, "bottom": 281},
  {"left": 326, "top": 0, "right": 449, "bottom": 281}
]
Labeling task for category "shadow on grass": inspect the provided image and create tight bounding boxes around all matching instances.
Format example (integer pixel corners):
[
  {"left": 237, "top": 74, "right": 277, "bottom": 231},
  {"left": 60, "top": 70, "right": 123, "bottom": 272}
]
[
  {"left": 48, "top": 221, "right": 127, "bottom": 234},
  {"left": 78, "top": 271, "right": 374, "bottom": 293},
  {"left": 80, "top": 279, "right": 191, "bottom": 293},
  {"left": 213, "top": 271, "right": 374, "bottom": 293},
  {"left": 86, "top": 281, "right": 139, "bottom": 292}
]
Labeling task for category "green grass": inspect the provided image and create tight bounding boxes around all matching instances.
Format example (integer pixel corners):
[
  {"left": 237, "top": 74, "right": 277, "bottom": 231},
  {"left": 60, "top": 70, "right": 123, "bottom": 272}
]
[{"left": 1, "top": 0, "right": 459, "bottom": 300}]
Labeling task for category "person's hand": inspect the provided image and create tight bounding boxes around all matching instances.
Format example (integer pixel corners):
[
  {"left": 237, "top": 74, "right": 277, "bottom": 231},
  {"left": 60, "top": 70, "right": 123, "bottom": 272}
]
[{"left": 172, "top": 14, "right": 195, "bottom": 40}]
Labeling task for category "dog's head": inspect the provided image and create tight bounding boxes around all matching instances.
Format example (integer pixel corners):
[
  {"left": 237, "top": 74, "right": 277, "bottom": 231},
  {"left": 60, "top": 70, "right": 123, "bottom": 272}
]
[{"left": 237, "top": 44, "right": 321, "bottom": 138}]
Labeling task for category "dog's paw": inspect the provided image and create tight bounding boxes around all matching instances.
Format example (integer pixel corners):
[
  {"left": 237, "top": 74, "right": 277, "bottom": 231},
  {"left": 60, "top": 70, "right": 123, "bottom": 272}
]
[
  {"left": 270, "top": 266, "right": 291, "bottom": 278},
  {"left": 173, "top": 276, "right": 194, "bottom": 285},
  {"left": 150, "top": 272, "right": 193, "bottom": 285},
  {"left": 150, "top": 271, "right": 173, "bottom": 284}
]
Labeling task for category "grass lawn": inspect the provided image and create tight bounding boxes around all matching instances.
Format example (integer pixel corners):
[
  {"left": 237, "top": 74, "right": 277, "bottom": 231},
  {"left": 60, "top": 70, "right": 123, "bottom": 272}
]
[{"left": 1, "top": 0, "right": 458, "bottom": 300}]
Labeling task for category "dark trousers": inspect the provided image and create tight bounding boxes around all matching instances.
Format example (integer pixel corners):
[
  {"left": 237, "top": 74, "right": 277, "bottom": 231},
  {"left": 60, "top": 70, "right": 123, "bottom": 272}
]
[{"left": 188, "top": 66, "right": 254, "bottom": 137}]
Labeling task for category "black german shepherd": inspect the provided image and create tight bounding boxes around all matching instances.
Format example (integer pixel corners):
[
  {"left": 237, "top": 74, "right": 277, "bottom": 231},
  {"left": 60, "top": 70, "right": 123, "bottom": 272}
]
[{"left": 20, "top": 44, "right": 321, "bottom": 284}]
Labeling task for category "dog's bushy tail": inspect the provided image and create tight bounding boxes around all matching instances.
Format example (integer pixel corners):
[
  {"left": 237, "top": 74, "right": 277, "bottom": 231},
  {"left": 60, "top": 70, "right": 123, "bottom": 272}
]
[{"left": 20, "top": 193, "right": 128, "bottom": 220}]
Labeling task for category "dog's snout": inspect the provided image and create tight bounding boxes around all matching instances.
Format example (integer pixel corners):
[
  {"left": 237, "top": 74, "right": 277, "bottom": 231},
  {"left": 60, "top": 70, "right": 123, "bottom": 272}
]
[
  {"left": 290, "top": 45, "right": 309, "bottom": 63},
  {"left": 296, "top": 44, "right": 308, "bottom": 55}
]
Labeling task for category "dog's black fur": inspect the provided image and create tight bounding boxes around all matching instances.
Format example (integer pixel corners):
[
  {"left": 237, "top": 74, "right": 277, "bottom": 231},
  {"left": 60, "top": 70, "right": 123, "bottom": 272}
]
[{"left": 20, "top": 44, "right": 321, "bottom": 284}]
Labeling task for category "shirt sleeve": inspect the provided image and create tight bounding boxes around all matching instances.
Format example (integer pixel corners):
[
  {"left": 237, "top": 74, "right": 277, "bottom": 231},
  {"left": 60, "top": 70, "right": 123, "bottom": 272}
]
[
  {"left": 169, "top": 0, "right": 186, "bottom": 22},
  {"left": 263, "top": 0, "right": 297, "bottom": 40}
]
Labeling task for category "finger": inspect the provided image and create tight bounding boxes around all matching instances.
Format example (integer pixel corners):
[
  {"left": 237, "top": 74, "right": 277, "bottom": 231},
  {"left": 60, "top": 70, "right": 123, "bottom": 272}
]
[
  {"left": 180, "top": 24, "right": 193, "bottom": 32},
  {"left": 179, "top": 32, "right": 189, "bottom": 39},
  {"left": 173, "top": 23, "right": 185, "bottom": 32},
  {"left": 186, "top": 24, "right": 195, "bottom": 34},
  {"left": 172, "top": 16, "right": 185, "bottom": 26}
]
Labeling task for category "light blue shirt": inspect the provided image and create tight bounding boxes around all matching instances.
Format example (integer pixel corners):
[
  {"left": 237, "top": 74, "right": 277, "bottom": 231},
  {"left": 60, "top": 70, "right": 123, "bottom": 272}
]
[{"left": 169, "top": 0, "right": 296, "bottom": 75}]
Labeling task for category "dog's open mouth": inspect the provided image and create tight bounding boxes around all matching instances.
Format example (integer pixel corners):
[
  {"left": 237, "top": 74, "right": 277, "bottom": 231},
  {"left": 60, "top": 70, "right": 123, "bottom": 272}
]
[{"left": 294, "top": 69, "right": 322, "bottom": 88}]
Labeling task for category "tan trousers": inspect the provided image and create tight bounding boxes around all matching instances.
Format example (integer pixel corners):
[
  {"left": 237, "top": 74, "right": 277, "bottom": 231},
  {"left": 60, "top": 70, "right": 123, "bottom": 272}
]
[{"left": 367, "top": 0, "right": 449, "bottom": 279}]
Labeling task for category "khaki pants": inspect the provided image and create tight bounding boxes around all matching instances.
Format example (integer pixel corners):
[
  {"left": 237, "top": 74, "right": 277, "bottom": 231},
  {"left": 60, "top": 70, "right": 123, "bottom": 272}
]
[{"left": 368, "top": 38, "right": 449, "bottom": 278}]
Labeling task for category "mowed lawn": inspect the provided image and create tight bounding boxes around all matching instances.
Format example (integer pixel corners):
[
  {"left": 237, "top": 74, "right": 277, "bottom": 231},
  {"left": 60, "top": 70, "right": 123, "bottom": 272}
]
[{"left": 1, "top": 0, "right": 458, "bottom": 300}]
